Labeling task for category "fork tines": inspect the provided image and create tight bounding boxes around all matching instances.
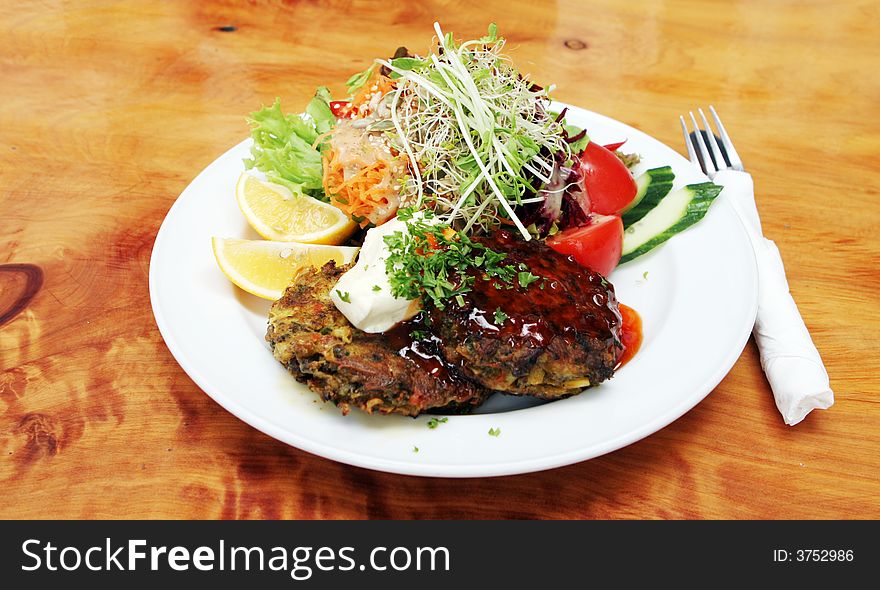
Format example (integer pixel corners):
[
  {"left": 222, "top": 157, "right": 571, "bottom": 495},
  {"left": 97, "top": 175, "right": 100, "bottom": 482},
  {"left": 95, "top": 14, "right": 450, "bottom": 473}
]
[{"left": 680, "top": 106, "right": 743, "bottom": 177}]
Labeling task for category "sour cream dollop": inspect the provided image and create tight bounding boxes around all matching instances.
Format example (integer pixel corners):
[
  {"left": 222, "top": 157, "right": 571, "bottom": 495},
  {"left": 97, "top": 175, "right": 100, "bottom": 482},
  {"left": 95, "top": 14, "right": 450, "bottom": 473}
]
[{"left": 330, "top": 215, "right": 423, "bottom": 333}]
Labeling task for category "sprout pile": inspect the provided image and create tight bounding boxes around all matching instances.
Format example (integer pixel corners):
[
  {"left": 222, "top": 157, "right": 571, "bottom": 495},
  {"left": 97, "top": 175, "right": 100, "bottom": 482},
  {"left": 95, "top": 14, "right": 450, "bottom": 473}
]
[{"left": 377, "top": 23, "right": 576, "bottom": 240}]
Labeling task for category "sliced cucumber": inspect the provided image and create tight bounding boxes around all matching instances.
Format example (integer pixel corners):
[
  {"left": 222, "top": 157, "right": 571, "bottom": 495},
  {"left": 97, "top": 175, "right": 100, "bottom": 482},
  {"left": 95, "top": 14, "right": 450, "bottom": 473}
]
[
  {"left": 621, "top": 166, "right": 675, "bottom": 227},
  {"left": 619, "top": 181, "right": 722, "bottom": 265}
]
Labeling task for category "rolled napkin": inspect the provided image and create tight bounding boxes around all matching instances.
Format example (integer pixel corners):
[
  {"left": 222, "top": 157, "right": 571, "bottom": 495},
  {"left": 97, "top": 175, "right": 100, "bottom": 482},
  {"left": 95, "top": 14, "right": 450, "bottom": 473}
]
[{"left": 713, "top": 170, "right": 834, "bottom": 425}]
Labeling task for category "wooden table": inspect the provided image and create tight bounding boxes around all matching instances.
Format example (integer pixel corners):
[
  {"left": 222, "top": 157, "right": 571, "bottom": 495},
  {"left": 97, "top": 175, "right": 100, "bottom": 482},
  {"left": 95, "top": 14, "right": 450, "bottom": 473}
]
[{"left": 2, "top": 0, "right": 878, "bottom": 519}]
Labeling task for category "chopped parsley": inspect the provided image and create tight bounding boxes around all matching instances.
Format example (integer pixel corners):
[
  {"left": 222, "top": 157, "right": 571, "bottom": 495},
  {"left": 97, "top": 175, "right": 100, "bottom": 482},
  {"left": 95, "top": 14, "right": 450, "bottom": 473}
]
[
  {"left": 336, "top": 290, "right": 351, "bottom": 303},
  {"left": 426, "top": 417, "right": 448, "bottom": 429},
  {"left": 372, "top": 284, "right": 382, "bottom": 292},
  {"left": 493, "top": 308, "right": 508, "bottom": 325},
  {"left": 488, "top": 427, "right": 501, "bottom": 437},
  {"left": 517, "top": 271, "right": 539, "bottom": 288},
  {"left": 642, "top": 271, "right": 649, "bottom": 280},
  {"left": 383, "top": 208, "right": 528, "bottom": 310},
  {"left": 409, "top": 329, "right": 429, "bottom": 341},
  {"left": 412, "top": 446, "right": 419, "bottom": 453}
]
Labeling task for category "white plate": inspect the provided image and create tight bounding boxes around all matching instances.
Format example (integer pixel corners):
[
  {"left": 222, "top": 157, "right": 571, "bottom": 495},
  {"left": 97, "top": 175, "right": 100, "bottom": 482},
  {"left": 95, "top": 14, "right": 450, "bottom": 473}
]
[{"left": 150, "top": 103, "right": 757, "bottom": 477}]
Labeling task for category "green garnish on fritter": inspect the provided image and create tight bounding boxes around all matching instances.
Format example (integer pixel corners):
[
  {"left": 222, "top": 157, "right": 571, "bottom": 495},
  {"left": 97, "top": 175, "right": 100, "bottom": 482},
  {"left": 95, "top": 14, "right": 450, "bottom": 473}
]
[
  {"left": 517, "top": 271, "right": 540, "bottom": 288},
  {"left": 384, "top": 208, "right": 520, "bottom": 310}
]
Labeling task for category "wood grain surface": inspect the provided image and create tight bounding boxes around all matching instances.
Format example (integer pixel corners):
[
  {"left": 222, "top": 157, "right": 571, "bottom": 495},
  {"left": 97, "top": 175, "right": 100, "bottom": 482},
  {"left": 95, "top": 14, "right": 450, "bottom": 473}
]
[{"left": 1, "top": 0, "right": 878, "bottom": 519}]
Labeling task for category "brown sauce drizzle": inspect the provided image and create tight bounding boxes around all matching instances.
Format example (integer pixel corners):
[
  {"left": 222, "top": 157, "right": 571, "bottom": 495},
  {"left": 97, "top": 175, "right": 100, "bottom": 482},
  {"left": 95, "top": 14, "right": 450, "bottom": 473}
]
[
  {"left": 381, "top": 231, "right": 642, "bottom": 382},
  {"left": 384, "top": 316, "right": 461, "bottom": 388},
  {"left": 434, "top": 230, "right": 622, "bottom": 351}
]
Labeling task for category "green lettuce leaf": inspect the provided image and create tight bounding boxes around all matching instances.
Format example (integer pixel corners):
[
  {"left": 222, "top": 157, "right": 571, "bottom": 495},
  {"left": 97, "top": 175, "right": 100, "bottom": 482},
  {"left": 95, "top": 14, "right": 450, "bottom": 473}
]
[
  {"left": 306, "top": 86, "right": 335, "bottom": 144},
  {"left": 244, "top": 90, "right": 336, "bottom": 198},
  {"left": 565, "top": 124, "right": 589, "bottom": 153}
]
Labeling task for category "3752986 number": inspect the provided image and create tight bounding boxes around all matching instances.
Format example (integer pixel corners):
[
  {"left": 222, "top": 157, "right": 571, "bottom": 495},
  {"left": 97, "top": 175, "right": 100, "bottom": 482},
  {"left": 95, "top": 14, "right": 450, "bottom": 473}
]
[{"left": 796, "top": 549, "right": 854, "bottom": 562}]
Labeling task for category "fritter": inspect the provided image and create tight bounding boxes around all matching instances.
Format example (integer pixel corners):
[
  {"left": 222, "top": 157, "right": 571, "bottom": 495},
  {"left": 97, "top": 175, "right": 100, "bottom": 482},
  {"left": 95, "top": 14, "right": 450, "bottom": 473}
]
[
  {"left": 426, "top": 230, "right": 623, "bottom": 397},
  {"left": 266, "top": 262, "right": 489, "bottom": 416}
]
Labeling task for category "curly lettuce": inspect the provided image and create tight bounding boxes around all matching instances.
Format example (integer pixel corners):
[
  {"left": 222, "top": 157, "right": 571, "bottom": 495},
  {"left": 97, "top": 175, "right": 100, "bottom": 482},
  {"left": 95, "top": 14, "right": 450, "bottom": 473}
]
[{"left": 244, "top": 87, "right": 335, "bottom": 198}]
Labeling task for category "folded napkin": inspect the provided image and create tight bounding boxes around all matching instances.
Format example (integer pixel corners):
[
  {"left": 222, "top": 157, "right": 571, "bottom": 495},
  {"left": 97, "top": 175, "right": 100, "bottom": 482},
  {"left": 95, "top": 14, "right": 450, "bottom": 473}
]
[{"left": 714, "top": 170, "right": 834, "bottom": 425}]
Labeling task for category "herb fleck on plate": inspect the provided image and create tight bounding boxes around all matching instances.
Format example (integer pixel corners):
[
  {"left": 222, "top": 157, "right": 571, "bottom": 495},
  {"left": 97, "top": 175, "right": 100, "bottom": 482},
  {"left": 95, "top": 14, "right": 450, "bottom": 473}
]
[{"left": 426, "top": 417, "right": 448, "bottom": 429}]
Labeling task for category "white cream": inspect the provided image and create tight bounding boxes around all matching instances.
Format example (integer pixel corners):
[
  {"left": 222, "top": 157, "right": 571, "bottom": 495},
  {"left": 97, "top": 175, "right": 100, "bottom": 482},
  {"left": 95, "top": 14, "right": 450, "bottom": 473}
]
[{"left": 330, "top": 216, "right": 422, "bottom": 333}]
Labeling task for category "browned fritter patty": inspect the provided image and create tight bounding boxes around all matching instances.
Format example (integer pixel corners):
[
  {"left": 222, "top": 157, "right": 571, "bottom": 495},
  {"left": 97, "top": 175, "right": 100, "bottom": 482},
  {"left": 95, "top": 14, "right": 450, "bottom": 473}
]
[
  {"left": 266, "top": 262, "right": 490, "bottom": 416},
  {"left": 426, "top": 230, "right": 624, "bottom": 398}
]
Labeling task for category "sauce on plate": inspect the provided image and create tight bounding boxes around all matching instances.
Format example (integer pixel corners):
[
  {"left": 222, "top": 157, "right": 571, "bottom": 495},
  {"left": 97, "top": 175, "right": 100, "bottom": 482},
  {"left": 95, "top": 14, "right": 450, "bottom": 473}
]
[{"left": 615, "top": 303, "right": 642, "bottom": 369}]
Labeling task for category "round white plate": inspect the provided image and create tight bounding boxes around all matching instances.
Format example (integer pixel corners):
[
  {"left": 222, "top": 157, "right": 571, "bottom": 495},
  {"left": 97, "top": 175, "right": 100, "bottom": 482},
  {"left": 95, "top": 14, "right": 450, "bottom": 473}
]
[{"left": 150, "top": 103, "right": 757, "bottom": 477}]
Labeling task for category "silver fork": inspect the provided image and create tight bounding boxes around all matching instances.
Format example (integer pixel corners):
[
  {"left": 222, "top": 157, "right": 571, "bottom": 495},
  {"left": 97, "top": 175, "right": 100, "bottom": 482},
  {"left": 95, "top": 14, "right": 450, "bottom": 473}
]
[
  {"left": 680, "top": 106, "right": 760, "bottom": 229},
  {"left": 680, "top": 105, "right": 743, "bottom": 178},
  {"left": 678, "top": 106, "right": 833, "bottom": 426}
]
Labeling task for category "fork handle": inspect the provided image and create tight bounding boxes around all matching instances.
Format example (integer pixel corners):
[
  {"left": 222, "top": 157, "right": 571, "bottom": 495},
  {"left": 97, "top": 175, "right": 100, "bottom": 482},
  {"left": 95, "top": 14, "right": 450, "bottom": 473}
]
[{"left": 714, "top": 170, "right": 834, "bottom": 425}]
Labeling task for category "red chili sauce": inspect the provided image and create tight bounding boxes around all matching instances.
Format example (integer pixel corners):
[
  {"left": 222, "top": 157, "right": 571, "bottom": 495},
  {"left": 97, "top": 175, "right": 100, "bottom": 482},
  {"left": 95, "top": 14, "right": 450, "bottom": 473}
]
[{"left": 615, "top": 303, "right": 642, "bottom": 370}]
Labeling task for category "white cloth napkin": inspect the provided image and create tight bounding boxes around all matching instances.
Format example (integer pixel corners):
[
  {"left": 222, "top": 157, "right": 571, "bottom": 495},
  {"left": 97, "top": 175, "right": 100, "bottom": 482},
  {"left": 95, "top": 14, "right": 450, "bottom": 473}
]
[{"left": 713, "top": 170, "right": 834, "bottom": 425}]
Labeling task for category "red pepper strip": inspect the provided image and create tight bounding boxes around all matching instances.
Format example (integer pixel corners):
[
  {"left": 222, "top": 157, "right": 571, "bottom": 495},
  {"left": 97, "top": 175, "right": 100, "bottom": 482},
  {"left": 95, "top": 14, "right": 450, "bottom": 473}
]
[
  {"left": 329, "top": 101, "right": 349, "bottom": 117},
  {"left": 603, "top": 140, "right": 626, "bottom": 151}
]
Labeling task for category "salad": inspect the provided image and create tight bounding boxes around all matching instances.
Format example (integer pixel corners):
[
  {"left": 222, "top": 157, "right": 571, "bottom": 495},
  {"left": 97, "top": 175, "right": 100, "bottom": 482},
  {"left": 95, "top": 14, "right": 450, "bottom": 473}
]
[{"left": 243, "top": 23, "right": 720, "bottom": 283}]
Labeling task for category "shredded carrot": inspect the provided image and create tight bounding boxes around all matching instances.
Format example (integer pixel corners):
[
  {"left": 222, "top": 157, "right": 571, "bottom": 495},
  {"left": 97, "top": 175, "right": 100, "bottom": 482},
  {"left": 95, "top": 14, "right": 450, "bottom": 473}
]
[
  {"left": 324, "top": 74, "right": 402, "bottom": 226},
  {"left": 323, "top": 147, "right": 400, "bottom": 227},
  {"left": 338, "top": 72, "right": 396, "bottom": 119},
  {"left": 351, "top": 72, "right": 395, "bottom": 109}
]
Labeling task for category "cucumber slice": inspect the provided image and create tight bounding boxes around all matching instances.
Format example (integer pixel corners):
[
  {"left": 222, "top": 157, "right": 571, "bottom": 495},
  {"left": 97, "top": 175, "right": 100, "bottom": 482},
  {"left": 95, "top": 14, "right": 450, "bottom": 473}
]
[
  {"left": 621, "top": 166, "right": 675, "bottom": 227},
  {"left": 619, "top": 181, "right": 722, "bottom": 265}
]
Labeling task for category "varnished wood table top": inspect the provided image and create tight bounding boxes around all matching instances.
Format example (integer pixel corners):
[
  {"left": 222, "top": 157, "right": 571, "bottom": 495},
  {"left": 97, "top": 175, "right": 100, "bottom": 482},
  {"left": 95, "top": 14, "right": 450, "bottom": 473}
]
[{"left": 1, "top": 0, "right": 878, "bottom": 519}]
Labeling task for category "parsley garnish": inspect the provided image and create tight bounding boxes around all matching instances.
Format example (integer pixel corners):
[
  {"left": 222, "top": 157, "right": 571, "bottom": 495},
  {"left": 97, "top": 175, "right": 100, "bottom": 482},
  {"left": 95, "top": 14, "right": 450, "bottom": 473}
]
[
  {"left": 336, "top": 290, "right": 351, "bottom": 303},
  {"left": 426, "top": 417, "right": 448, "bottom": 429},
  {"left": 642, "top": 271, "right": 649, "bottom": 280},
  {"left": 412, "top": 446, "right": 419, "bottom": 453},
  {"left": 383, "top": 210, "right": 530, "bottom": 310},
  {"left": 488, "top": 427, "right": 501, "bottom": 437},
  {"left": 372, "top": 285, "right": 382, "bottom": 292},
  {"left": 493, "top": 308, "right": 508, "bottom": 325},
  {"left": 518, "top": 271, "right": 540, "bottom": 288},
  {"left": 409, "top": 329, "right": 429, "bottom": 341}
]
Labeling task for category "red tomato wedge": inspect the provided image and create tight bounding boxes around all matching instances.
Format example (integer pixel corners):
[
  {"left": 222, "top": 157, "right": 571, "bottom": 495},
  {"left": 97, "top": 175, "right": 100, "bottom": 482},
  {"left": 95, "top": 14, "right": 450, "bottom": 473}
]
[
  {"left": 546, "top": 214, "right": 623, "bottom": 277},
  {"left": 580, "top": 141, "right": 638, "bottom": 216},
  {"left": 602, "top": 140, "right": 627, "bottom": 152}
]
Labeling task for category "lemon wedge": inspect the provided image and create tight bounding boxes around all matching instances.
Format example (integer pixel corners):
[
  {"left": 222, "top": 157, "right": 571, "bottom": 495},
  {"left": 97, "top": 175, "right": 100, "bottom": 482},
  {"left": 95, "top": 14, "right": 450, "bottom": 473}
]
[
  {"left": 235, "top": 173, "right": 357, "bottom": 244},
  {"left": 212, "top": 238, "right": 359, "bottom": 300}
]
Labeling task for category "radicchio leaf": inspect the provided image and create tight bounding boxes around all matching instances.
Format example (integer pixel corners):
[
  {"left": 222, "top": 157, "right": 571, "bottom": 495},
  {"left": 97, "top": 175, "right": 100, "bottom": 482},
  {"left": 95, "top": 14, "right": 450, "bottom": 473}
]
[{"left": 523, "top": 151, "right": 590, "bottom": 235}]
